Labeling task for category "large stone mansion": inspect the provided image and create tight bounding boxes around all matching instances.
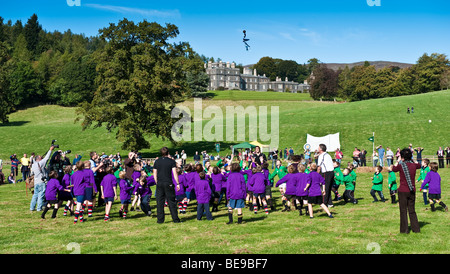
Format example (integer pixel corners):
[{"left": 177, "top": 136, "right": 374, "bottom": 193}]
[{"left": 205, "top": 61, "right": 310, "bottom": 93}]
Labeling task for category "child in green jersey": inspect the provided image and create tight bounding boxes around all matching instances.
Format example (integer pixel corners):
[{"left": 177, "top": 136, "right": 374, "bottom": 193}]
[
  {"left": 388, "top": 169, "right": 397, "bottom": 204},
  {"left": 370, "top": 166, "right": 386, "bottom": 202},
  {"left": 416, "top": 159, "right": 430, "bottom": 205},
  {"left": 342, "top": 168, "right": 357, "bottom": 204}
]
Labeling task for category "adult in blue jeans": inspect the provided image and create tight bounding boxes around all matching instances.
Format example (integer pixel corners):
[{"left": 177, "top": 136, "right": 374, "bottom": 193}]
[
  {"left": 377, "top": 145, "right": 385, "bottom": 167},
  {"left": 30, "top": 145, "right": 55, "bottom": 211}
]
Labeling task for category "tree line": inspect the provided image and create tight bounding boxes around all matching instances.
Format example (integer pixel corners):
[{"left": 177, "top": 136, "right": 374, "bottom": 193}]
[
  {"left": 308, "top": 55, "right": 450, "bottom": 101},
  {"left": 0, "top": 14, "right": 209, "bottom": 130}
]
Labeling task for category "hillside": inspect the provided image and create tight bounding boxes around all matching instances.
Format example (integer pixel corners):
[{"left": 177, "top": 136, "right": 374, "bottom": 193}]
[{"left": 325, "top": 61, "right": 414, "bottom": 71}]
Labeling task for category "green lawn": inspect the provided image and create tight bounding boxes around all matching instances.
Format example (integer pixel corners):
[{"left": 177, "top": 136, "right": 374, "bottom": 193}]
[
  {"left": 0, "top": 89, "right": 449, "bottom": 254},
  {"left": 0, "top": 168, "right": 449, "bottom": 254}
]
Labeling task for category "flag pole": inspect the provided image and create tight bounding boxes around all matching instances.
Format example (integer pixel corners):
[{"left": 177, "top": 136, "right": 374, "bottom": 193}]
[{"left": 372, "top": 132, "right": 375, "bottom": 154}]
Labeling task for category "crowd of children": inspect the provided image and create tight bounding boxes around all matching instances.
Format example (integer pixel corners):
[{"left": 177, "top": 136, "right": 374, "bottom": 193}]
[{"left": 31, "top": 146, "right": 448, "bottom": 224}]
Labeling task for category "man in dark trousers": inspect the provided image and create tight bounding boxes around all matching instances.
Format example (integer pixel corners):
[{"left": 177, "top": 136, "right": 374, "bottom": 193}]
[
  {"left": 317, "top": 144, "right": 335, "bottom": 208},
  {"left": 153, "top": 147, "right": 181, "bottom": 224}
]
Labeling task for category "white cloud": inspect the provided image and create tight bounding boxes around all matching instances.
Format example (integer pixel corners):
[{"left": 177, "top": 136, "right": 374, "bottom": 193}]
[
  {"left": 85, "top": 3, "right": 181, "bottom": 18},
  {"left": 279, "top": 32, "right": 296, "bottom": 41}
]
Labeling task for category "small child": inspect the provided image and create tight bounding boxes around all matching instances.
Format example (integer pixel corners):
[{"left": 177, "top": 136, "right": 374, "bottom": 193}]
[
  {"left": 421, "top": 162, "right": 448, "bottom": 212},
  {"left": 295, "top": 164, "right": 310, "bottom": 216},
  {"left": 275, "top": 164, "right": 298, "bottom": 212},
  {"left": 8, "top": 173, "right": 15, "bottom": 184},
  {"left": 130, "top": 164, "right": 142, "bottom": 211},
  {"left": 100, "top": 166, "right": 117, "bottom": 221},
  {"left": 210, "top": 166, "right": 226, "bottom": 212},
  {"left": 137, "top": 174, "right": 156, "bottom": 216},
  {"left": 175, "top": 167, "right": 188, "bottom": 214},
  {"left": 226, "top": 163, "right": 247, "bottom": 224},
  {"left": 61, "top": 165, "right": 74, "bottom": 216},
  {"left": 71, "top": 161, "right": 87, "bottom": 224},
  {"left": 417, "top": 159, "right": 430, "bottom": 205},
  {"left": 118, "top": 171, "right": 134, "bottom": 219},
  {"left": 370, "top": 166, "right": 386, "bottom": 202},
  {"left": 41, "top": 171, "right": 70, "bottom": 219},
  {"left": 304, "top": 163, "right": 333, "bottom": 218},
  {"left": 342, "top": 168, "right": 357, "bottom": 204},
  {"left": 388, "top": 169, "right": 397, "bottom": 204},
  {"left": 195, "top": 171, "right": 213, "bottom": 221},
  {"left": 332, "top": 160, "right": 343, "bottom": 201},
  {"left": 248, "top": 166, "right": 270, "bottom": 215}
]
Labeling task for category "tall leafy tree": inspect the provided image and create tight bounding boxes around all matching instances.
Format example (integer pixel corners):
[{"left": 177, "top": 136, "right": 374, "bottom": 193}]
[{"left": 76, "top": 18, "right": 196, "bottom": 150}]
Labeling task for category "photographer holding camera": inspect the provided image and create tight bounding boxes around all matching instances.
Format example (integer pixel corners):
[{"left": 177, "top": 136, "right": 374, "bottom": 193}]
[{"left": 29, "top": 145, "right": 55, "bottom": 211}]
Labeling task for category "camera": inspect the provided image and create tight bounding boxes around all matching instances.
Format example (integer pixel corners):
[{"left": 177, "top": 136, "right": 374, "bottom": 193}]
[{"left": 51, "top": 139, "right": 59, "bottom": 149}]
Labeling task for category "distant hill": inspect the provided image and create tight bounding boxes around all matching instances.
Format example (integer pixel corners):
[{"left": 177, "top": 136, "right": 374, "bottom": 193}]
[{"left": 325, "top": 61, "right": 414, "bottom": 71}]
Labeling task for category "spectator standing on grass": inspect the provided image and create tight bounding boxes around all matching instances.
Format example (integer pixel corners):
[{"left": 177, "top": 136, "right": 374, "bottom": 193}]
[
  {"left": 317, "top": 144, "right": 335, "bottom": 207},
  {"left": 414, "top": 147, "right": 424, "bottom": 165},
  {"left": 386, "top": 147, "right": 394, "bottom": 167},
  {"left": 377, "top": 145, "right": 385, "bottom": 167},
  {"left": 30, "top": 145, "right": 55, "bottom": 211},
  {"left": 391, "top": 148, "right": 421, "bottom": 234},
  {"left": 10, "top": 154, "right": 19, "bottom": 179},
  {"left": 436, "top": 147, "right": 444, "bottom": 169},
  {"left": 153, "top": 147, "right": 181, "bottom": 224},
  {"left": 360, "top": 149, "right": 367, "bottom": 167},
  {"left": 20, "top": 154, "right": 30, "bottom": 181},
  {"left": 445, "top": 147, "right": 450, "bottom": 168}
]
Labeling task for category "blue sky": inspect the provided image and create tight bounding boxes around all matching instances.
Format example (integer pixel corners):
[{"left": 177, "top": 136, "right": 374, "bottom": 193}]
[{"left": 1, "top": 0, "right": 449, "bottom": 65}]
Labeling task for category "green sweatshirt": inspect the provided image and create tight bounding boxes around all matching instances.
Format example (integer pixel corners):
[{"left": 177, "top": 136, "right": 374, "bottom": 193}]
[
  {"left": 388, "top": 171, "right": 397, "bottom": 191},
  {"left": 371, "top": 172, "right": 383, "bottom": 191},
  {"left": 269, "top": 165, "right": 287, "bottom": 182},
  {"left": 334, "top": 167, "right": 344, "bottom": 186},
  {"left": 343, "top": 174, "right": 355, "bottom": 191}
]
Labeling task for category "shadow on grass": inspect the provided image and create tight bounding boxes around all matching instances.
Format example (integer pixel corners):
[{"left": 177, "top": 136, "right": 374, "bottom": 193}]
[
  {"left": 140, "top": 141, "right": 239, "bottom": 159},
  {"left": 0, "top": 121, "right": 30, "bottom": 127}
]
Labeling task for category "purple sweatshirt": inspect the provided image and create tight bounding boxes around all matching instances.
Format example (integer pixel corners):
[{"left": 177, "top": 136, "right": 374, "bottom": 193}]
[
  {"left": 275, "top": 173, "right": 298, "bottom": 196},
  {"left": 135, "top": 175, "right": 156, "bottom": 197},
  {"left": 211, "top": 173, "right": 226, "bottom": 193},
  {"left": 100, "top": 174, "right": 117, "bottom": 198},
  {"left": 132, "top": 171, "right": 141, "bottom": 186},
  {"left": 61, "top": 174, "right": 71, "bottom": 188},
  {"left": 175, "top": 173, "right": 187, "bottom": 196},
  {"left": 119, "top": 179, "right": 134, "bottom": 200},
  {"left": 241, "top": 169, "right": 253, "bottom": 190},
  {"left": 195, "top": 179, "right": 212, "bottom": 204},
  {"left": 295, "top": 173, "right": 310, "bottom": 197},
  {"left": 226, "top": 172, "right": 246, "bottom": 200},
  {"left": 248, "top": 172, "right": 268, "bottom": 194},
  {"left": 307, "top": 171, "right": 325, "bottom": 197},
  {"left": 71, "top": 170, "right": 86, "bottom": 196},
  {"left": 184, "top": 172, "right": 196, "bottom": 192},
  {"left": 422, "top": 171, "right": 441, "bottom": 195},
  {"left": 45, "top": 178, "right": 64, "bottom": 201},
  {"left": 83, "top": 168, "right": 97, "bottom": 192}
]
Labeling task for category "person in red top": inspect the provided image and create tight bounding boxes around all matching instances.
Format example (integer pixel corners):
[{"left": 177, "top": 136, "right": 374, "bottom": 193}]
[{"left": 390, "top": 148, "right": 421, "bottom": 234}]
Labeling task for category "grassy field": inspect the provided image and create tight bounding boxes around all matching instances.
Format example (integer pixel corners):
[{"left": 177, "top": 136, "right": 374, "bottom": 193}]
[{"left": 0, "top": 89, "right": 449, "bottom": 254}]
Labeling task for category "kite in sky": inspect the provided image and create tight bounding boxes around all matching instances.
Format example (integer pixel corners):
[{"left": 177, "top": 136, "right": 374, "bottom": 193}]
[{"left": 243, "top": 30, "right": 250, "bottom": 51}]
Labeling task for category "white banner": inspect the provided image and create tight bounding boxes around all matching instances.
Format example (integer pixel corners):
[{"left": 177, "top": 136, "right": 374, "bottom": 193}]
[{"left": 306, "top": 133, "right": 341, "bottom": 152}]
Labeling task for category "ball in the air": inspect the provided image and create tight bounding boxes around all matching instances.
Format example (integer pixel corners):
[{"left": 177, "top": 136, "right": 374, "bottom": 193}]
[{"left": 429, "top": 120, "right": 432, "bottom": 123}]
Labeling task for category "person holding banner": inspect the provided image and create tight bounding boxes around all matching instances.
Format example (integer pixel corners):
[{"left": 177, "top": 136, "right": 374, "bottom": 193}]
[{"left": 317, "top": 144, "right": 335, "bottom": 207}]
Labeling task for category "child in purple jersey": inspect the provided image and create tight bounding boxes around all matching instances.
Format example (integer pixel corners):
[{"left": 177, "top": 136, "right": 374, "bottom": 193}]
[
  {"left": 195, "top": 171, "right": 213, "bottom": 221},
  {"left": 41, "top": 171, "right": 71, "bottom": 219},
  {"left": 226, "top": 163, "right": 247, "bottom": 224},
  {"left": 118, "top": 171, "right": 134, "bottom": 219},
  {"left": 248, "top": 166, "right": 270, "bottom": 215},
  {"left": 61, "top": 165, "right": 74, "bottom": 216},
  {"left": 174, "top": 167, "right": 188, "bottom": 214},
  {"left": 71, "top": 161, "right": 87, "bottom": 224},
  {"left": 421, "top": 162, "right": 448, "bottom": 212},
  {"left": 210, "top": 166, "right": 226, "bottom": 212},
  {"left": 100, "top": 167, "right": 118, "bottom": 221},
  {"left": 138, "top": 174, "right": 156, "bottom": 216},
  {"left": 184, "top": 164, "right": 196, "bottom": 205},
  {"left": 295, "top": 164, "right": 310, "bottom": 216},
  {"left": 276, "top": 165, "right": 298, "bottom": 212},
  {"left": 304, "top": 163, "right": 334, "bottom": 219},
  {"left": 82, "top": 161, "right": 97, "bottom": 218},
  {"left": 130, "top": 164, "right": 142, "bottom": 211}
]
